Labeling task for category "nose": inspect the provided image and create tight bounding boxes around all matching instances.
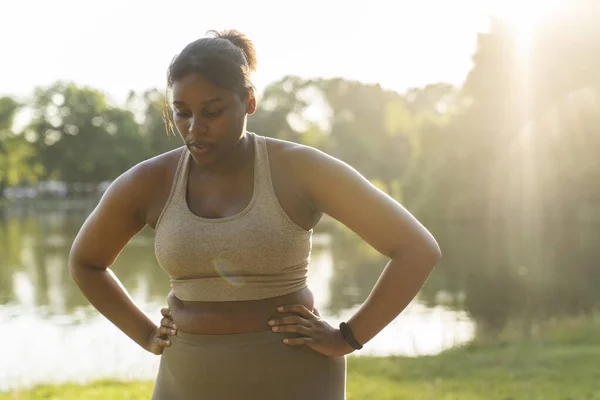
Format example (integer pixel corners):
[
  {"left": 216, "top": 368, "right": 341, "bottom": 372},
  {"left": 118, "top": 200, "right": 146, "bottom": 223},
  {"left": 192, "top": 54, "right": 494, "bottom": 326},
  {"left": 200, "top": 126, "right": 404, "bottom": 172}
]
[{"left": 189, "top": 118, "right": 208, "bottom": 135}]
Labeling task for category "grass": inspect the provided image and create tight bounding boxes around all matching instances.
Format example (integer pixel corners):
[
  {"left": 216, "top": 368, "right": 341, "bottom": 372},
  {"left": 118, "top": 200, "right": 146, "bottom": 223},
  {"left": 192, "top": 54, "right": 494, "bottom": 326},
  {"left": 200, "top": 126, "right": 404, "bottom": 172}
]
[{"left": 5, "top": 316, "right": 600, "bottom": 399}]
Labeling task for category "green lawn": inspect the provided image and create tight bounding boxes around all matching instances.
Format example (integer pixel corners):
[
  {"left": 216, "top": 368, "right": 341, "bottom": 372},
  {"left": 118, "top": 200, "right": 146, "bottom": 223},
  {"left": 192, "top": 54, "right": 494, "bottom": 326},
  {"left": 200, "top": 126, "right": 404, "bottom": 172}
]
[{"left": 5, "top": 340, "right": 600, "bottom": 400}]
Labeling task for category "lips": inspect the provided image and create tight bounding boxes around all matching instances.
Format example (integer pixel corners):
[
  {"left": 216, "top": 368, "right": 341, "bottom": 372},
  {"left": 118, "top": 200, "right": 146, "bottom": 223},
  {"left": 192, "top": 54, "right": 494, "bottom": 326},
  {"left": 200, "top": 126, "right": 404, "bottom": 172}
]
[
  {"left": 187, "top": 140, "right": 215, "bottom": 155},
  {"left": 187, "top": 139, "right": 214, "bottom": 147}
]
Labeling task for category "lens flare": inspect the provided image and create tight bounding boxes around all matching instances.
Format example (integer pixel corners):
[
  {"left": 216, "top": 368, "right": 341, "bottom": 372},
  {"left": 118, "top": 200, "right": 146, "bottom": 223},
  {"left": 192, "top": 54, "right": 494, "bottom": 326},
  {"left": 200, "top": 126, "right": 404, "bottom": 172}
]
[{"left": 211, "top": 256, "right": 245, "bottom": 287}]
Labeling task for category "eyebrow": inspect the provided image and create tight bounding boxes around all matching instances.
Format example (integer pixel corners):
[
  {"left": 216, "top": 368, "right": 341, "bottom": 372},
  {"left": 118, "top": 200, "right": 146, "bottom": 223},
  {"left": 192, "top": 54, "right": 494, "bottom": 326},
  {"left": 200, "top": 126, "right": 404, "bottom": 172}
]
[{"left": 172, "top": 97, "right": 224, "bottom": 107}]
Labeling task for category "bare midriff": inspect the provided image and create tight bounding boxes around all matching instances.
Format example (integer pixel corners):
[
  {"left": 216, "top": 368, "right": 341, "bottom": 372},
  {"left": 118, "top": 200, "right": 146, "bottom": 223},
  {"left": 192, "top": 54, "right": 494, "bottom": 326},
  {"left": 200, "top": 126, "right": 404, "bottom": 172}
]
[{"left": 167, "top": 287, "right": 314, "bottom": 334}]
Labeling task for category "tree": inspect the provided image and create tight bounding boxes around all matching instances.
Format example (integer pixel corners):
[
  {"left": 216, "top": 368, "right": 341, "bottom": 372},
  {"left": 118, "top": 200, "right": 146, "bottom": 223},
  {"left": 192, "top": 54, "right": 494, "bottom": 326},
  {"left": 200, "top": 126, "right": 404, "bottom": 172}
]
[
  {"left": 0, "top": 96, "right": 43, "bottom": 193},
  {"left": 126, "top": 89, "right": 180, "bottom": 157},
  {"left": 438, "top": 5, "right": 600, "bottom": 331},
  {"left": 26, "top": 82, "right": 147, "bottom": 187}
]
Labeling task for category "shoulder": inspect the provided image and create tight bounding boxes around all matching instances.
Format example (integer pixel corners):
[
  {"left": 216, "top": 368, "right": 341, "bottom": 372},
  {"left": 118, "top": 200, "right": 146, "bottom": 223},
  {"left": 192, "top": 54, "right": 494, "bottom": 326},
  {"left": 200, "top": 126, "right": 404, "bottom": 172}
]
[
  {"left": 112, "top": 146, "right": 184, "bottom": 193},
  {"left": 264, "top": 135, "right": 359, "bottom": 178},
  {"left": 99, "top": 146, "right": 185, "bottom": 223},
  {"left": 262, "top": 135, "right": 364, "bottom": 208},
  {"left": 132, "top": 146, "right": 184, "bottom": 187},
  {"left": 263, "top": 135, "right": 338, "bottom": 174}
]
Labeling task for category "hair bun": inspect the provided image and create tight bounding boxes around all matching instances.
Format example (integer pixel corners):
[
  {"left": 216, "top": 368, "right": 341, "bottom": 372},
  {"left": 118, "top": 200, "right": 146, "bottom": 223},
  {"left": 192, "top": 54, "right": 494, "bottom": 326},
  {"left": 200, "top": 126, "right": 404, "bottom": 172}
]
[{"left": 207, "top": 29, "right": 257, "bottom": 72}]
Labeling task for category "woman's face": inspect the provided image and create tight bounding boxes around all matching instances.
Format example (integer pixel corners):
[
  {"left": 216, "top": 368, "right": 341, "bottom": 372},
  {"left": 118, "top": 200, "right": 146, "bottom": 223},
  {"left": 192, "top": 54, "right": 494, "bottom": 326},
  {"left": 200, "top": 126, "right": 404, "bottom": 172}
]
[{"left": 171, "top": 72, "right": 256, "bottom": 165}]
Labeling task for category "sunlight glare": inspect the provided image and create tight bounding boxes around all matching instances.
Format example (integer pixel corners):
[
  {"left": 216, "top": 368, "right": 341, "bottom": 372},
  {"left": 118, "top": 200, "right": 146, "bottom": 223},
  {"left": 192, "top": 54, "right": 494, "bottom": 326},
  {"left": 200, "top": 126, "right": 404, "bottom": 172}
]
[
  {"left": 489, "top": 0, "right": 565, "bottom": 45},
  {"left": 485, "top": 1, "right": 568, "bottom": 277}
]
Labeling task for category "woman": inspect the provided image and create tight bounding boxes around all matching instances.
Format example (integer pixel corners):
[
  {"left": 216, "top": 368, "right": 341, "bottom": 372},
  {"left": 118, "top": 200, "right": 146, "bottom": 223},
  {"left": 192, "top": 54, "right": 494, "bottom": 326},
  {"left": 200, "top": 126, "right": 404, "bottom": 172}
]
[{"left": 69, "top": 29, "right": 441, "bottom": 399}]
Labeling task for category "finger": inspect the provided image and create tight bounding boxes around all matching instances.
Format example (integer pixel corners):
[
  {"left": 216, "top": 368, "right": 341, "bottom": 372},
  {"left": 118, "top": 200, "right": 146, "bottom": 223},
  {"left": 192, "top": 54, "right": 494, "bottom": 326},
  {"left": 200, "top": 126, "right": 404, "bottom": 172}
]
[
  {"left": 277, "top": 304, "right": 315, "bottom": 319},
  {"left": 158, "top": 326, "right": 178, "bottom": 336},
  {"left": 157, "top": 338, "right": 171, "bottom": 347},
  {"left": 312, "top": 306, "right": 322, "bottom": 318},
  {"left": 160, "top": 308, "right": 172, "bottom": 318},
  {"left": 271, "top": 324, "right": 313, "bottom": 336},
  {"left": 268, "top": 315, "right": 310, "bottom": 326},
  {"left": 161, "top": 317, "right": 177, "bottom": 330},
  {"left": 283, "top": 337, "right": 314, "bottom": 346}
]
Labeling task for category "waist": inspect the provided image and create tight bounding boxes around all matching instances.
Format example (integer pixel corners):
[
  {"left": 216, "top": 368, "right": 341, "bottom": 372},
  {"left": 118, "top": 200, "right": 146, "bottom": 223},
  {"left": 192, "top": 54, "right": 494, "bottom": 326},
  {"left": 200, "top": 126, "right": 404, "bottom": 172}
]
[{"left": 167, "top": 287, "right": 314, "bottom": 334}]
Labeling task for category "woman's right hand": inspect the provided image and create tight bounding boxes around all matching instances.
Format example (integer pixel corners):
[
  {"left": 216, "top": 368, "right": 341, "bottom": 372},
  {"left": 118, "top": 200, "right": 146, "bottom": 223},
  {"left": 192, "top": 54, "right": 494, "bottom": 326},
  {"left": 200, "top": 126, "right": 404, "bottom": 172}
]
[{"left": 146, "top": 307, "right": 178, "bottom": 355}]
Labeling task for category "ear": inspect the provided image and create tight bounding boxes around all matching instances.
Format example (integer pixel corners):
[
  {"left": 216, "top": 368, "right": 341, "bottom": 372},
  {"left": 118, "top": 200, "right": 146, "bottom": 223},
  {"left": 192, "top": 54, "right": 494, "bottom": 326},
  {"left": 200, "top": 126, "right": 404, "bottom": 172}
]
[{"left": 246, "top": 93, "right": 257, "bottom": 115}]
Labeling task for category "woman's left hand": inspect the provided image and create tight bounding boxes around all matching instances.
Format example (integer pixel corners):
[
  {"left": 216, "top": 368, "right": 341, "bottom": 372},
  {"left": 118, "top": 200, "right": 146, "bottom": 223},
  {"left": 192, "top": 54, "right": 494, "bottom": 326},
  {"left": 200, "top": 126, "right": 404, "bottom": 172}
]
[{"left": 268, "top": 304, "right": 355, "bottom": 357}]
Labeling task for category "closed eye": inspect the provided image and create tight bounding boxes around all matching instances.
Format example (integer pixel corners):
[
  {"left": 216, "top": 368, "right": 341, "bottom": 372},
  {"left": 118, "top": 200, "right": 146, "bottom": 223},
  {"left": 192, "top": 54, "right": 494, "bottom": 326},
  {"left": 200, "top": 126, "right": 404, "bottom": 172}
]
[
  {"left": 204, "top": 109, "right": 223, "bottom": 119},
  {"left": 173, "top": 109, "right": 191, "bottom": 118},
  {"left": 172, "top": 108, "right": 224, "bottom": 119}
]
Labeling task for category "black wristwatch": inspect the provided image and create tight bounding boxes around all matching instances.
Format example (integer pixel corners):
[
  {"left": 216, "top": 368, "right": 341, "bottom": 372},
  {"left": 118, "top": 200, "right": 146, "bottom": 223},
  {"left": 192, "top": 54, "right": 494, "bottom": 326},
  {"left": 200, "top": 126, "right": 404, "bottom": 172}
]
[{"left": 339, "top": 322, "right": 363, "bottom": 350}]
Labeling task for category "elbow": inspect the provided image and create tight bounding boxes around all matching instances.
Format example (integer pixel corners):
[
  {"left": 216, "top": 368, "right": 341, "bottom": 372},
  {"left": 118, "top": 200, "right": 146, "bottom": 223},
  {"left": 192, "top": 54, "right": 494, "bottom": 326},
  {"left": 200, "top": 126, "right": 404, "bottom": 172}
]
[
  {"left": 429, "top": 241, "right": 442, "bottom": 263},
  {"left": 426, "top": 235, "right": 442, "bottom": 265},
  {"left": 392, "top": 239, "right": 441, "bottom": 270},
  {"left": 420, "top": 243, "right": 441, "bottom": 271},
  {"left": 68, "top": 248, "right": 81, "bottom": 276},
  {"left": 67, "top": 251, "right": 98, "bottom": 282},
  {"left": 420, "top": 231, "right": 442, "bottom": 267},
  {"left": 68, "top": 253, "right": 83, "bottom": 282}
]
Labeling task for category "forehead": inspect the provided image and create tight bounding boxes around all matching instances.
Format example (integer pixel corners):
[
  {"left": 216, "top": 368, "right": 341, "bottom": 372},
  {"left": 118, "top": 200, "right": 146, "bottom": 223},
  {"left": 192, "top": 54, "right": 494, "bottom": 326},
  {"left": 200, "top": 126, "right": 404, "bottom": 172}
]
[{"left": 171, "top": 73, "right": 231, "bottom": 104}]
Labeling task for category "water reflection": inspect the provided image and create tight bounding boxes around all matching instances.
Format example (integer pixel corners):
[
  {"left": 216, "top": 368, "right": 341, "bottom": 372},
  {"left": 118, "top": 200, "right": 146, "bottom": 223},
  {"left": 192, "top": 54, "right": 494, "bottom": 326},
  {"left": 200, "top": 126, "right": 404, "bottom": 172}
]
[{"left": 0, "top": 205, "right": 474, "bottom": 391}]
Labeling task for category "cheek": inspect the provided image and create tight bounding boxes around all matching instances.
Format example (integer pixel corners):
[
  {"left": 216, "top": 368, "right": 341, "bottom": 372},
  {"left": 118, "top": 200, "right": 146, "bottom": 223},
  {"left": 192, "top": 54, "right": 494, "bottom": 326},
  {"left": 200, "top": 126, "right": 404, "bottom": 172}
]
[
  {"left": 214, "top": 110, "right": 245, "bottom": 135},
  {"left": 228, "top": 106, "right": 248, "bottom": 129},
  {"left": 174, "top": 118, "right": 189, "bottom": 135}
]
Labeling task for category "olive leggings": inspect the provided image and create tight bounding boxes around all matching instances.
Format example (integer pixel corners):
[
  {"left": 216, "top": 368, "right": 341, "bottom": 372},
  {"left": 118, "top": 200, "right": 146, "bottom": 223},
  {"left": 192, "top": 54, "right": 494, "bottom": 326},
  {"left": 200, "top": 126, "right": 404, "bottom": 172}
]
[{"left": 151, "top": 330, "right": 347, "bottom": 400}]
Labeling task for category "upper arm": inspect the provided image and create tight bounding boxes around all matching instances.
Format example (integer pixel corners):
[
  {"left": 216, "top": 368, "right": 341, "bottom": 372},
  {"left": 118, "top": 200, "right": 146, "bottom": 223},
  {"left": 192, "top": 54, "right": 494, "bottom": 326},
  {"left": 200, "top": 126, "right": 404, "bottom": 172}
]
[
  {"left": 292, "top": 146, "right": 441, "bottom": 260},
  {"left": 69, "top": 162, "right": 157, "bottom": 270}
]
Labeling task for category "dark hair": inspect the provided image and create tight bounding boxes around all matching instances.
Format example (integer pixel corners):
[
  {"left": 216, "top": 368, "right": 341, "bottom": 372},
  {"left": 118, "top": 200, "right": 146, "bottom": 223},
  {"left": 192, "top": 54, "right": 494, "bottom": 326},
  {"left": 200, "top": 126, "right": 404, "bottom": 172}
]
[
  {"left": 167, "top": 29, "right": 256, "bottom": 92},
  {"left": 163, "top": 29, "right": 257, "bottom": 136}
]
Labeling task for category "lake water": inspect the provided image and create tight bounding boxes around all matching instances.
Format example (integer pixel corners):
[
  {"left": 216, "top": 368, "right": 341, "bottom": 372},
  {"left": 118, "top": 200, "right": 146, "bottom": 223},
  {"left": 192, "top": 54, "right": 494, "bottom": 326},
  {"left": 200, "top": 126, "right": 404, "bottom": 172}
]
[{"left": 0, "top": 203, "right": 474, "bottom": 391}]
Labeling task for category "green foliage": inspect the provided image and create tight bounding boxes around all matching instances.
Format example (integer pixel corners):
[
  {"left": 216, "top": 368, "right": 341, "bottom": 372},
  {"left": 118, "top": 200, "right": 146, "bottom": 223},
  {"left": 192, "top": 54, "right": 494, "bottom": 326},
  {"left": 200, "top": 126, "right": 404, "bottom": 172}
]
[
  {"left": 25, "top": 82, "right": 148, "bottom": 184},
  {"left": 0, "top": 137, "right": 43, "bottom": 187},
  {"left": 0, "top": 85, "right": 181, "bottom": 195},
  {"left": 0, "top": 97, "right": 20, "bottom": 134},
  {"left": 126, "top": 89, "right": 180, "bottom": 157},
  {"left": 0, "top": 98, "right": 43, "bottom": 190}
]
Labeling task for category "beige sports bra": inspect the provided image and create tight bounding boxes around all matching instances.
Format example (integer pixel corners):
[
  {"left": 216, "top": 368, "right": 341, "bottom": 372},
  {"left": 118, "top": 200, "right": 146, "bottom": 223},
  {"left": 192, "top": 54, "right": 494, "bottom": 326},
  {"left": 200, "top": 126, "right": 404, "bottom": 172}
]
[{"left": 154, "top": 132, "right": 312, "bottom": 301}]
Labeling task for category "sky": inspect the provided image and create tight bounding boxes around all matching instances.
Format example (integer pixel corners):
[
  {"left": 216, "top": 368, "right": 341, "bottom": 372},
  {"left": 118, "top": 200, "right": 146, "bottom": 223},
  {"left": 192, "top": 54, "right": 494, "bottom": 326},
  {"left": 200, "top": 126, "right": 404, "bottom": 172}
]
[{"left": 1, "top": 0, "right": 557, "bottom": 105}]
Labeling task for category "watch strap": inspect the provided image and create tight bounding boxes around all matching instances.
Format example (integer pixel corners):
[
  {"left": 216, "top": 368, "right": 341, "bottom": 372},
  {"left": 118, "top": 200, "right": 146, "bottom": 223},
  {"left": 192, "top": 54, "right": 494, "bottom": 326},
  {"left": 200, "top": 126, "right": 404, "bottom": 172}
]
[{"left": 339, "top": 321, "right": 363, "bottom": 350}]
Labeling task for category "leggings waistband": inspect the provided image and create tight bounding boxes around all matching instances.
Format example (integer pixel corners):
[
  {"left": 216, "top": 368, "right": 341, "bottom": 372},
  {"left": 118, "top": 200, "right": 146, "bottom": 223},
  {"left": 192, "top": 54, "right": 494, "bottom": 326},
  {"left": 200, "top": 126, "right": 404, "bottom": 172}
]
[{"left": 175, "top": 329, "right": 298, "bottom": 346}]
